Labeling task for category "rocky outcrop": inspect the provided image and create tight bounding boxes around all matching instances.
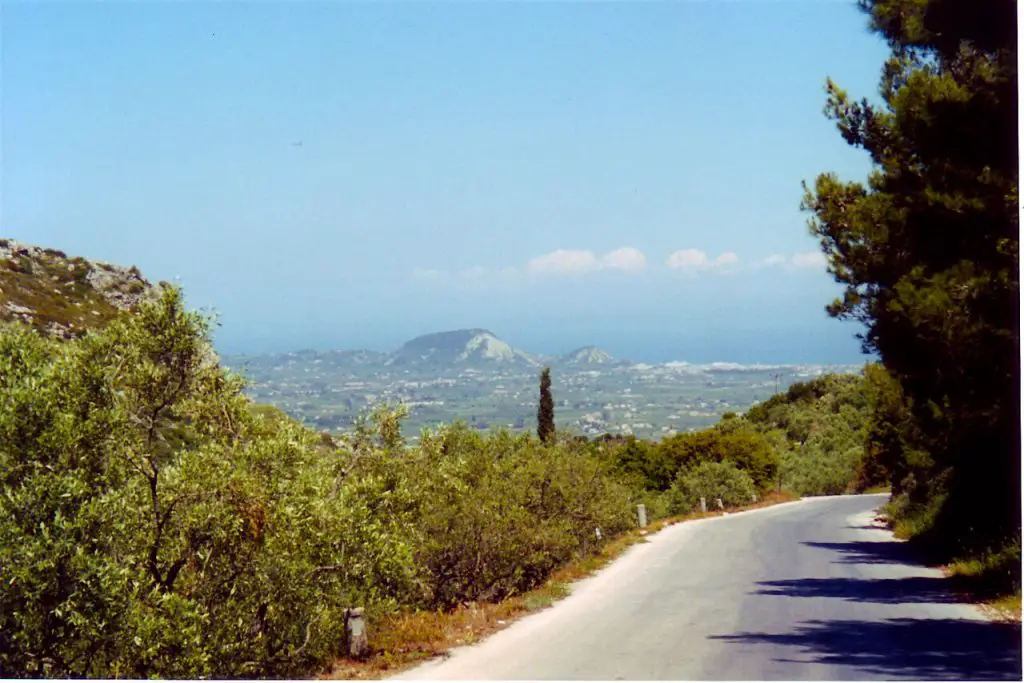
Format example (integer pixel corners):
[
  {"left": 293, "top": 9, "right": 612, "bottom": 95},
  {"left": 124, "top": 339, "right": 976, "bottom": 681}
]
[
  {"left": 559, "top": 346, "right": 618, "bottom": 366},
  {"left": 0, "top": 238, "right": 161, "bottom": 338}
]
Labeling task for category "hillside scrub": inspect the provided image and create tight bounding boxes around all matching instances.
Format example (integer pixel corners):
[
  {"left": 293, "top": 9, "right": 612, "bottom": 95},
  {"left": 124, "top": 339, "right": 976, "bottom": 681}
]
[
  {"left": 669, "top": 461, "right": 758, "bottom": 514},
  {"left": 566, "top": 372, "right": 882, "bottom": 504},
  {"left": 744, "top": 373, "right": 878, "bottom": 496},
  {"left": 0, "top": 288, "right": 636, "bottom": 678},
  {"left": 0, "top": 289, "right": 417, "bottom": 677},
  {"left": 590, "top": 371, "right": 884, "bottom": 503},
  {"left": 595, "top": 421, "right": 781, "bottom": 499}
]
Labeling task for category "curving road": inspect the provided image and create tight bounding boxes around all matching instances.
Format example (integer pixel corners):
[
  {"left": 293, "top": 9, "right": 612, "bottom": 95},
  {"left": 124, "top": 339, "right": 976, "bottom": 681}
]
[{"left": 396, "top": 494, "right": 1022, "bottom": 680}]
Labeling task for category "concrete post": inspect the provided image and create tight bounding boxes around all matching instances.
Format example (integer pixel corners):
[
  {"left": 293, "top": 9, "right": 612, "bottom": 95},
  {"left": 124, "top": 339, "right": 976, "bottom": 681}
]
[
  {"left": 636, "top": 503, "right": 647, "bottom": 528},
  {"left": 716, "top": 498, "right": 724, "bottom": 510},
  {"left": 699, "top": 497, "right": 707, "bottom": 513},
  {"left": 595, "top": 527, "right": 602, "bottom": 541},
  {"left": 345, "top": 607, "right": 369, "bottom": 659},
  {"left": 752, "top": 493, "right": 759, "bottom": 503}
]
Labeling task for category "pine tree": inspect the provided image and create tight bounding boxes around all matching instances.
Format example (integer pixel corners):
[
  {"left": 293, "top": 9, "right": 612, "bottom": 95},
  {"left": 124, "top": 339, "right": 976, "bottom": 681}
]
[
  {"left": 803, "top": 0, "right": 1018, "bottom": 550},
  {"left": 537, "top": 367, "right": 555, "bottom": 443}
]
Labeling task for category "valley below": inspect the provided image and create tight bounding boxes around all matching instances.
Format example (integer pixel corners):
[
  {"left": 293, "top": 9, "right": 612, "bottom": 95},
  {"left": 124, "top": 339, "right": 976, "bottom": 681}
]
[{"left": 224, "top": 329, "right": 861, "bottom": 440}]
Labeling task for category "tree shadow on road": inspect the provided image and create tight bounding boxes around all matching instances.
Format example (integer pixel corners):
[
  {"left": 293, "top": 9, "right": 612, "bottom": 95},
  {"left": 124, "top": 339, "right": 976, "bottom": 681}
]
[
  {"left": 755, "top": 575, "right": 962, "bottom": 604},
  {"left": 715, "top": 535, "right": 1022, "bottom": 679},
  {"left": 710, "top": 617, "right": 1022, "bottom": 680},
  {"left": 803, "top": 538, "right": 922, "bottom": 566}
]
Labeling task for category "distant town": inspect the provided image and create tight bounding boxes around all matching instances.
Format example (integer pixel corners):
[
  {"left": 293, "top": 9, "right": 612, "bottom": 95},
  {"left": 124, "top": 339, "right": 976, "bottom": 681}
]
[{"left": 224, "top": 329, "right": 862, "bottom": 440}]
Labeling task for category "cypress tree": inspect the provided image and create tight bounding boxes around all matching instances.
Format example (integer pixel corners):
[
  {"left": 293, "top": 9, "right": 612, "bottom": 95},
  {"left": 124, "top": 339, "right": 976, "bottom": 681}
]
[{"left": 537, "top": 367, "right": 555, "bottom": 443}]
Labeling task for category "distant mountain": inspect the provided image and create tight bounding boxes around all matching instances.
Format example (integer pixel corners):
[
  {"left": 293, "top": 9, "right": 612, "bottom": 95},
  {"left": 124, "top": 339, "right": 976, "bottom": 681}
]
[
  {"left": 559, "top": 346, "right": 619, "bottom": 366},
  {"left": 333, "top": 349, "right": 390, "bottom": 365},
  {"left": 386, "top": 328, "right": 541, "bottom": 368}
]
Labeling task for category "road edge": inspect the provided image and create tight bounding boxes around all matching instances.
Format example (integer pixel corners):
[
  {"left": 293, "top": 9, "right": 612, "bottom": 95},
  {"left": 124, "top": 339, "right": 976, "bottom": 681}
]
[{"left": 322, "top": 493, "right": 806, "bottom": 680}]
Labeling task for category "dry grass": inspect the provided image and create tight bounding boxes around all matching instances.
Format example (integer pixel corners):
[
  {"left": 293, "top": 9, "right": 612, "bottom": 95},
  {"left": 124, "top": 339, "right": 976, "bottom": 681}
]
[
  {"left": 943, "top": 552, "right": 1022, "bottom": 624},
  {"left": 320, "top": 491, "right": 798, "bottom": 680},
  {"left": 876, "top": 510, "right": 1020, "bottom": 623},
  {"left": 977, "top": 592, "right": 1023, "bottom": 623},
  {"left": 0, "top": 254, "right": 120, "bottom": 335}
]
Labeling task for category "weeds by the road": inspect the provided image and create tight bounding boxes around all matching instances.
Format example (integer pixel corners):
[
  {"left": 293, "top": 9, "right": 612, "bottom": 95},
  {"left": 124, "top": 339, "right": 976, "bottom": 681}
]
[
  {"left": 322, "top": 491, "right": 798, "bottom": 680},
  {"left": 880, "top": 508, "right": 1021, "bottom": 624},
  {"left": 944, "top": 543, "right": 1022, "bottom": 623}
]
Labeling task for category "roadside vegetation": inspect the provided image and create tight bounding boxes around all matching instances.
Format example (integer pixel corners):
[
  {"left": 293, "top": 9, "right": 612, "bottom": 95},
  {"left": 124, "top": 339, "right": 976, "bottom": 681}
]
[{"left": 0, "top": 287, "right": 817, "bottom": 678}]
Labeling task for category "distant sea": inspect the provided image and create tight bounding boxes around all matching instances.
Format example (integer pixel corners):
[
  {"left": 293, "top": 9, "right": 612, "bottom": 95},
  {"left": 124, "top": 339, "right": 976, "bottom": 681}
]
[{"left": 217, "top": 323, "right": 871, "bottom": 367}]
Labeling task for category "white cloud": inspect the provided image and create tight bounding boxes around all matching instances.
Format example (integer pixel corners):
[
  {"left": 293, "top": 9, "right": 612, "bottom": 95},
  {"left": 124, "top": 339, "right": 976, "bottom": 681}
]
[
  {"left": 526, "top": 249, "right": 601, "bottom": 274},
  {"left": 666, "top": 249, "right": 739, "bottom": 273},
  {"left": 526, "top": 246, "right": 648, "bottom": 275},
  {"left": 754, "top": 254, "right": 787, "bottom": 269},
  {"left": 714, "top": 252, "right": 740, "bottom": 268},
  {"left": 418, "top": 246, "right": 648, "bottom": 283},
  {"left": 666, "top": 249, "right": 710, "bottom": 269},
  {"left": 791, "top": 251, "right": 827, "bottom": 268},
  {"left": 601, "top": 247, "right": 647, "bottom": 272}
]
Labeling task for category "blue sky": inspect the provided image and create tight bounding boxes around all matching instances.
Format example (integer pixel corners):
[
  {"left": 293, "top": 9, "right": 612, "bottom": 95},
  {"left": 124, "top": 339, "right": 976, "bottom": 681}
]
[{"left": 2, "top": 0, "right": 888, "bottom": 363}]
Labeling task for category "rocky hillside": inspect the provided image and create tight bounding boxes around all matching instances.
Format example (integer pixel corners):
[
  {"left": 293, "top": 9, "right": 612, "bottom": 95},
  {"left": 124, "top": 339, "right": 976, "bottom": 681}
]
[
  {"left": 0, "top": 239, "right": 160, "bottom": 338},
  {"left": 559, "top": 346, "right": 619, "bottom": 366}
]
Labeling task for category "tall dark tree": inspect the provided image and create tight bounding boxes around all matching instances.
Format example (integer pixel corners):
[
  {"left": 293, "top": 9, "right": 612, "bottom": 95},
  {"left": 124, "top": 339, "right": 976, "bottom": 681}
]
[
  {"left": 803, "top": 0, "right": 1019, "bottom": 552},
  {"left": 537, "top": 367, "right": 555, "bottom": 443}
]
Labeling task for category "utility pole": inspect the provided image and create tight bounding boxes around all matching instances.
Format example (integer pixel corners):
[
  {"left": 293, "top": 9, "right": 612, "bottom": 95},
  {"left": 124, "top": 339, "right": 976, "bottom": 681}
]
[{"left": 771, "top": 372, "right": 782, "bottom": 395}]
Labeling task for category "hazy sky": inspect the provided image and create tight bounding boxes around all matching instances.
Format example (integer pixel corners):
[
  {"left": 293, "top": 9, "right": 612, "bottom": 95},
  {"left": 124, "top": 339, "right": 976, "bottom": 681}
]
[{"left": 3, "top": 0, "right": 888, "bottom": 363}]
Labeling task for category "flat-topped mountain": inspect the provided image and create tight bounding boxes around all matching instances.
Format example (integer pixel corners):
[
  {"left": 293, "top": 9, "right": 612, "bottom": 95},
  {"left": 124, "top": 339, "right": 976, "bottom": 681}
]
[
  {"left": 386, "top": 328, "right": 541, "bottom": 368},
  {"left": 0, "top": 239, "right": 160, "bottom": 339}
]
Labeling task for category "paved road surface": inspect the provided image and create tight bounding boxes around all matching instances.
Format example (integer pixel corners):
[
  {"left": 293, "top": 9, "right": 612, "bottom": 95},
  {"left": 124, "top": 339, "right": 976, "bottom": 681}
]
[{"left": 397, "top": 494, "right": 1021, "bottom": 680}]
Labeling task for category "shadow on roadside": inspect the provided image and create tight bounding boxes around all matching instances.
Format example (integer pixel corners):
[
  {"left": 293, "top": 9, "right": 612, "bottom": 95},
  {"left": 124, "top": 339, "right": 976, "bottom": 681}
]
[
  {"left": 803, "top": 538, "right": 922, "bottom": 566},
  {"left": 710, "top": 534, "right": 1022, "bottom": 680},
  {"left": 710, "top": 617, "right": 1022, "bottom": 680},
  {"left": 754, "top": 575, "right": 963, "bottom": 605}
]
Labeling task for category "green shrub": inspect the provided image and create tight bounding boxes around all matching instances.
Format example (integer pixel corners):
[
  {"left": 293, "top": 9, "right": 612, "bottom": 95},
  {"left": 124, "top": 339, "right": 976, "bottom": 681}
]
[
  {"left": 669, "top": 461, "right": 757, "bottom": 514},
  {"left": 409, "top": 425, "right": 632, "bottom": 609},
  {"left": 0, "top": 289, "right": 417, "bottom": 677},
  {"left": 632, "top": 489, "right": 674, "bottom": 523},
  {"left": 657, "top": 424, "right": 778, "bottom": 491}
]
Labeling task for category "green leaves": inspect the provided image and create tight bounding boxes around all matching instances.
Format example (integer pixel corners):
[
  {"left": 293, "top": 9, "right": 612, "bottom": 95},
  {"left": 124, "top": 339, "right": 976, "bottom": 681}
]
[
  {"left": 407, "top": 424, "right": 631, "bottom": 610},
  {"left": 807, "top": 0, "right": 1019, "bottom": 553},
  {"left": 0, "top": 290, "right": 416, "bottom": 677},
  {"left": 537, "top": 367, "right": 555, "bottom": 443},
  {"left": 669, "top": 461, "right": 757, "bottom": 514}
]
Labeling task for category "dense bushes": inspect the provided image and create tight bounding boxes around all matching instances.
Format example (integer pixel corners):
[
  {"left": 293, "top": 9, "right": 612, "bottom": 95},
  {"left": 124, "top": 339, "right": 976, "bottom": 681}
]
[
  {"left": 744, "top": 373, "right": 877, "bottom": 496},
  {"left": 658, "top": 424, "right": 779, "bottom": 492},
  {"left": 593, "top": 371, "right": 884, "bottom": 501},
  {"left": 410, "top": 426, "right": 632, "bottom": 608},
  {"left": 669, "top": 461, "right": 757, "bottom": 515},
  {"left": 0, "top": 289, "right": 636, "bottom": 677},
  {"left": 0, "top": 290, "right": 419, "bottom": 677},
  {"left": 596, "top": 421, "right": 780, "bottom": 498}
]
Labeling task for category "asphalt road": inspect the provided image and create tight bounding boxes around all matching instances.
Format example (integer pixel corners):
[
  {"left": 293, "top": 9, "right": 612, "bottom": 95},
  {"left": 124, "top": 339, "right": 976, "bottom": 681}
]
[{"left": 396, "top": 494, "right": 1022, "bottom": 680}]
